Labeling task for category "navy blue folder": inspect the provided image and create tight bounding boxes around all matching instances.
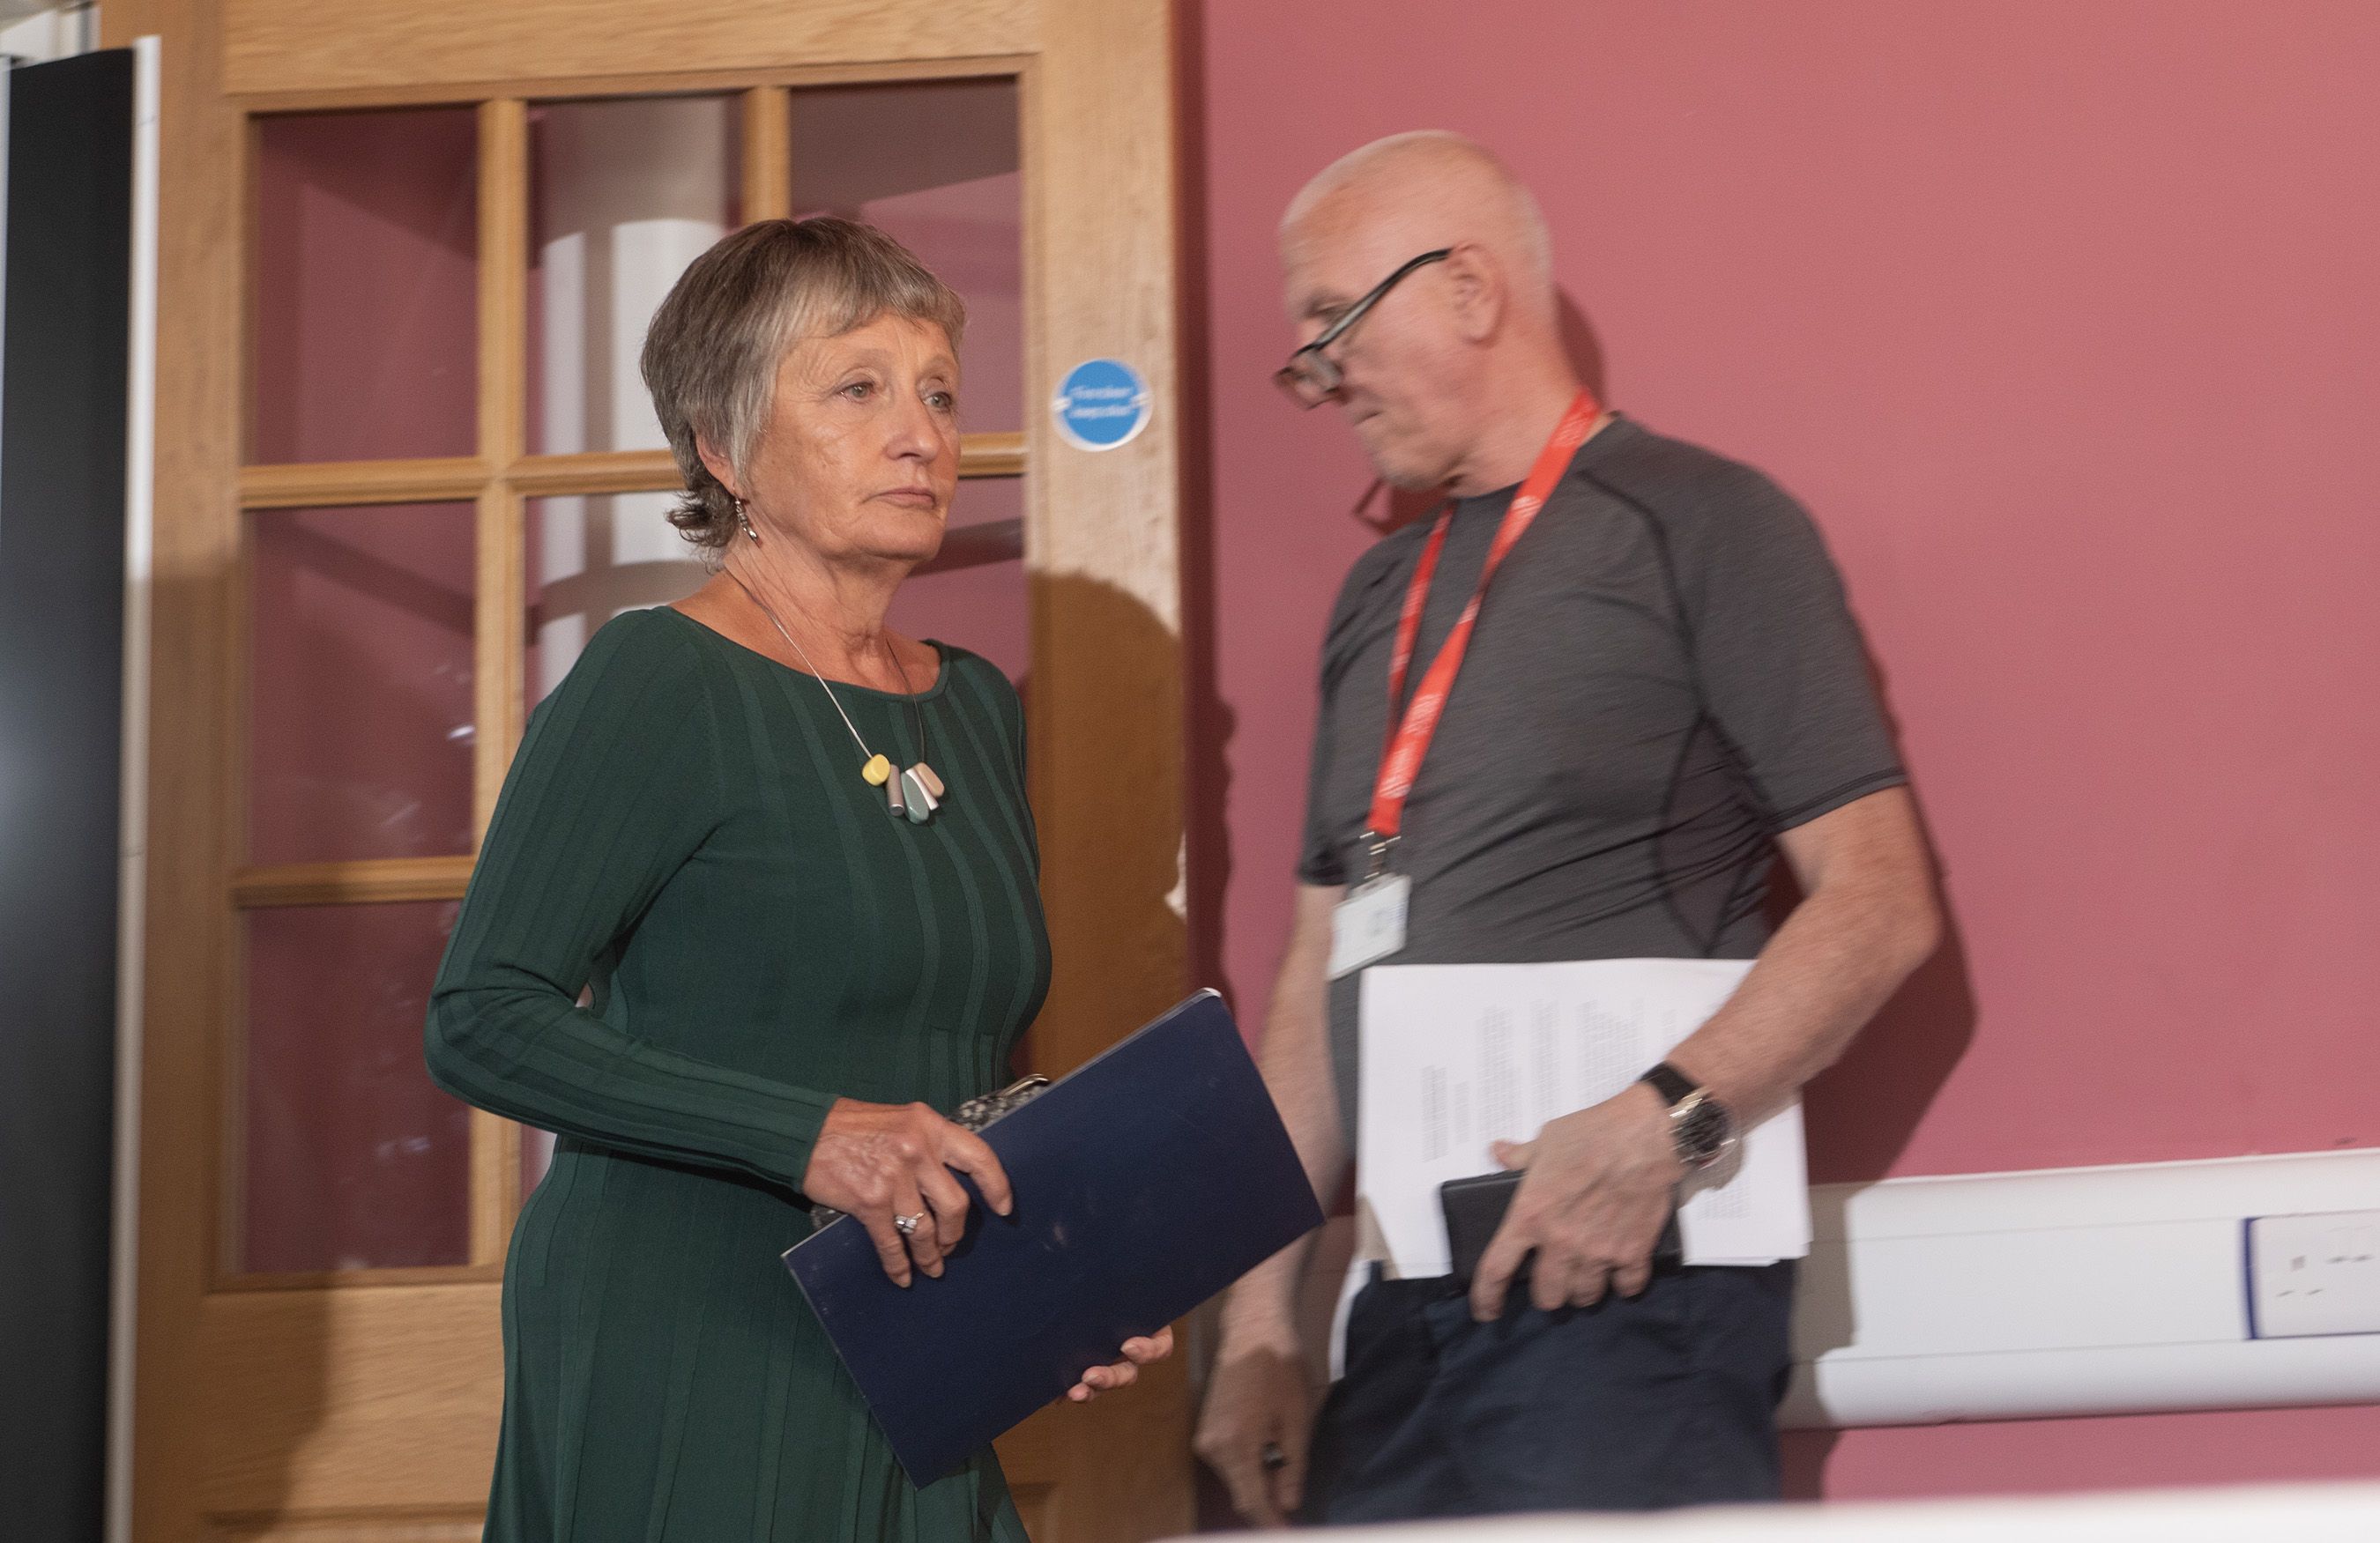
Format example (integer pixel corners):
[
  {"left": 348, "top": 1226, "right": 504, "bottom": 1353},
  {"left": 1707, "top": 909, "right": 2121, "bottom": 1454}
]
[{"left": 782, "top": 990, "right": 1323, "bottom": 1484}]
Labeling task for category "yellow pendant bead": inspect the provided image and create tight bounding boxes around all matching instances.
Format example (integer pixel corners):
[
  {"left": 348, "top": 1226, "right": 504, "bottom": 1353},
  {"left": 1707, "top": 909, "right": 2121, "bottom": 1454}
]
[{"left": 862, "top": 753, "right": 893, "bottom": 786}]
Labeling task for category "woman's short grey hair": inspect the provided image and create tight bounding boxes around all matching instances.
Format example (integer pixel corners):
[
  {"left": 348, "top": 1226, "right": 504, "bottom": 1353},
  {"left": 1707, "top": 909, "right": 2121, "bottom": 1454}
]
[{"left": 640, "top": 217, "right": 968, "bottom": 550}]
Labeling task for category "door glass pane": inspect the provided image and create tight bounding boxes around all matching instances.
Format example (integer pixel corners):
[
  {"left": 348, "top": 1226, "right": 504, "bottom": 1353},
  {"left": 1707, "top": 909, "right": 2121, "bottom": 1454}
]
[
  {"left": 251, "top": 108, "right": 478, "bottom": 464},
  {"left": 791, "top": 78, "right": 1023, "bottom": 434},
  {"left": 248, "top": 501, "right": 476, "bottom": 864},
  {"left": 525, "top": 494, "right": 707, "bottom": 707},
  {"left": 528, "top": 96, "right": 740, "bottom": 456},
  {"left": 242, "top": 900, "right": 471, "bottom": 1273},
  {"left": 889, "top": 475, "right": 1026, "bottom": 685}
]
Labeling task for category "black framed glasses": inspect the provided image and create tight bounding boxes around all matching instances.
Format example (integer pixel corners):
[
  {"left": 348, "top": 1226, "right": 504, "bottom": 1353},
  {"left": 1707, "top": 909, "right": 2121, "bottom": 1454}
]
[{"left": 1275, "top": 248, "right": 1453, "bottom": 407}]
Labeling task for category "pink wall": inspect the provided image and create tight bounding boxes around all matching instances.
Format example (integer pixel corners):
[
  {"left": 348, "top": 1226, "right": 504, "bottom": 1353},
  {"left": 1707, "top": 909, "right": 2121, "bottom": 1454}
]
[{"left": 1183, "top": 0, "right": 2380, "bottom": 1500}]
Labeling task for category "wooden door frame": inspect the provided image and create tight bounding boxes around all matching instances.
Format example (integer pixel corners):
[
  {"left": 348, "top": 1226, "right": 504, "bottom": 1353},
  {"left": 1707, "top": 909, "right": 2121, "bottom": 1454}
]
[{"left": 105, "top": 0, "right": 1189, "bottom": 1537}]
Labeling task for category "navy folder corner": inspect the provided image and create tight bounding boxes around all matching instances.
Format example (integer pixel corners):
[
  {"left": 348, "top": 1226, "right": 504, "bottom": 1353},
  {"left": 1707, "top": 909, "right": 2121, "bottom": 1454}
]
[{"left": 782, "top": 990, "right": 1323, "bottom": 1484}]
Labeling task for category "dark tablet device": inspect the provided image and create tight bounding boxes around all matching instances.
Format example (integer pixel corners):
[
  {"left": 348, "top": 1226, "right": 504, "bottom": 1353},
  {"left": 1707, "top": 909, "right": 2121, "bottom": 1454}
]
[{"left": 1439, "top": 1169, "right": 1684, "bottom": 1287}]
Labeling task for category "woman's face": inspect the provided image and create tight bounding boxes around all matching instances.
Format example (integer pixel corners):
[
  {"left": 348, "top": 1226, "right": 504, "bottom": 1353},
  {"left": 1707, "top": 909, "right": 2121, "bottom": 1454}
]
[{"left": 740, "top": 311, "right": 962, "bottom": 569}]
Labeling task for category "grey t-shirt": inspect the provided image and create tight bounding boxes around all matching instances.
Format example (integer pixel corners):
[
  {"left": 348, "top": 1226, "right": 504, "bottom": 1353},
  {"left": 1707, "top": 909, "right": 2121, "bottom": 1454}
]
[{"left": 1299, "top": 416, "right": 1906, "bottom": 1144}]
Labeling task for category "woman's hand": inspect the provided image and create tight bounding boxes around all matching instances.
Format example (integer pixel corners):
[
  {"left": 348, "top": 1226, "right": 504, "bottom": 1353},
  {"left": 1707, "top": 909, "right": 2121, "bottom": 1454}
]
[
  {"left": 801, "top": 1098, "right": 1014, "bottom": 1286},
  {"left": 1066, "top": 1328, "right": 1174, "bottom": 1404}
]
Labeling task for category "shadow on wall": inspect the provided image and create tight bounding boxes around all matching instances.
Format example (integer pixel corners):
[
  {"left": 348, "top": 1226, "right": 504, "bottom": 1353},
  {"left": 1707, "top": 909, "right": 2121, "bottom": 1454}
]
[
  {"left": 1173, "top": 0, "right": 1238, "bottom": 1032},
  {"left": 1013, "top": 570, "right": 1194, "bottom": 1073},
  {"left": 1777, "top": 642, "right": 1982, "bottom": 1499},
  {"left": 1000, "top": 570, "right": 1208, "bottom": 1538},
  {"left": 1558, "top": 290, "right": 1608, "bottom": 409},
  {"left": 1170, "top": 6, "right": 1261, "bottom": 1526},
  {"left": 1781, "top": 634, "right": 1980, "bottom": 1184}
]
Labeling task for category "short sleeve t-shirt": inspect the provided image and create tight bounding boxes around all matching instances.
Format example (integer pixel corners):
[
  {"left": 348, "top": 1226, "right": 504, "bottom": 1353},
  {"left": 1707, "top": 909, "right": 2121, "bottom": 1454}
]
[{"left": 1300, "top": 416, "right": 1906, "bottom": 1143}]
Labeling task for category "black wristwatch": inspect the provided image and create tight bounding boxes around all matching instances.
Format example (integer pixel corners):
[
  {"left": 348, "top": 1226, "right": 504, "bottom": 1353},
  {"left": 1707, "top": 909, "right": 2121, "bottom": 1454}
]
[{"left": 1637, "top": 1061, "right": 1737, "bottom": 1172}]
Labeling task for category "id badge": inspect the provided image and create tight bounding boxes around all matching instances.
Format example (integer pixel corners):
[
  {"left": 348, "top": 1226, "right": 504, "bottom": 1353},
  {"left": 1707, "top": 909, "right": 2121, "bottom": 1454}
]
[{"left": 1329, "top": 873, "right": 1410, "bottom": 979}]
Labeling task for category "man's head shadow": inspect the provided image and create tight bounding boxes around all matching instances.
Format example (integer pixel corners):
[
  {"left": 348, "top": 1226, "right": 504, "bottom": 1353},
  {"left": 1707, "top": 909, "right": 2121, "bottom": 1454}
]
[{"left": 1558, "top": 288, "right": 1608, "bottom": 404}]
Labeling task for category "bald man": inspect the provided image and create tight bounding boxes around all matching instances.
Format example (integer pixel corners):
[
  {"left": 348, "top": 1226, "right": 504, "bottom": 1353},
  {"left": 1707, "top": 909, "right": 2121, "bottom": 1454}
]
[{"left": 1194, "top": 133, "right": 1941, "bottom": 1523}]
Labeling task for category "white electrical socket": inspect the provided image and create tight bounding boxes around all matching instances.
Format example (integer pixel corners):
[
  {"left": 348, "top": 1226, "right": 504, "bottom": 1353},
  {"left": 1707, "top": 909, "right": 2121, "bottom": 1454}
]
[{"left": 2247, "top": 1210, "right": 2380, "bottom": 1339}]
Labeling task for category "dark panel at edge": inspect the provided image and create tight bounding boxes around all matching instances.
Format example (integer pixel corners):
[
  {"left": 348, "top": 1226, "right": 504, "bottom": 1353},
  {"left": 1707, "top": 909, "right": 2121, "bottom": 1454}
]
[{"left": 0, "top": 48, "right": 137, "bottom": 1543}]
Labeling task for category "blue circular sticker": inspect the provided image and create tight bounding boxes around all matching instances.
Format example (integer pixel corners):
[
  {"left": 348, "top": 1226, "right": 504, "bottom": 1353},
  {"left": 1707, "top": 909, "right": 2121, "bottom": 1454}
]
[{"left": 1051, "top": 358, "right": 1153, "bottom": 451}]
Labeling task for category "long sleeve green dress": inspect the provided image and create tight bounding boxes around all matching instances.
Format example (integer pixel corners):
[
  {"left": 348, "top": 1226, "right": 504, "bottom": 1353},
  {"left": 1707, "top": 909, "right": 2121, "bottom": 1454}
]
[{"left": 427, "top": 605, "right": 1049, "bottom": 1543}]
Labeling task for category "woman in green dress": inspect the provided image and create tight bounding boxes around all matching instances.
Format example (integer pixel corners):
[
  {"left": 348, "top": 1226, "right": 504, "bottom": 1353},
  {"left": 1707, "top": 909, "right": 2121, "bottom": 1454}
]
[{"left": 426, "top": 217, "right": 1169, "bottom": 1542}]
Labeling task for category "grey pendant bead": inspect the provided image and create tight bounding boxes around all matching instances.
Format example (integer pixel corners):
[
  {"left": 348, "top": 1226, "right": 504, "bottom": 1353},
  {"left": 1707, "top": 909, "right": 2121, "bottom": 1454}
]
[
  {"left": 885, "top": 771, "right": 906, "bottom": 819},
  {"left": 901, "top": 768, "right": 940, "bottom": 825}
]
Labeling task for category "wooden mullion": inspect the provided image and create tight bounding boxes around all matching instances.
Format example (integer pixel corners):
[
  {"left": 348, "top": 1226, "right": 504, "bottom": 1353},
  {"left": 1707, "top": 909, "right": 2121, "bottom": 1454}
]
[
  {"left": 219, "top": 894, "right": 251, "bottom": 1286},
  {"left": 509, "top": 448, "right": 681, "bottom": 496},
  {"left": 476, "top": 99, "right": 529, "bottom": 490},
  {"left": 229, "top": 855, "right": 475, "bottom": 909},
  {"left": 238, "top": 456, "right": 488, "bottom": 508},
  {"left": 504, "top": 436, "right": 1023, "bottom": 501},
  {"left": 239, "top": 113, "right": 264, "bottom": 466},
  {"left": 740, "top": 86, "right": 792, "bottom": 222},
  {"left": 960, "top": 431, "right": 1026, "bottom": 478},
  {"left": 472, "top": 97, "right": 531, "bottom": 1266},
  {"left": 228, "top": 56, "right": 1032, "bottom": 117},
  {"left": 221, "top": 342, "right": 259, "bottom": 1287},
  {"left": 474, "top": 481, "right": 528, "bottom": 808},
  {"left": 474, "top": 98, "right": 529, "bottom": 841},
  {"left": 214, "top": 1262, "right": 505, "bottom": 1294}
]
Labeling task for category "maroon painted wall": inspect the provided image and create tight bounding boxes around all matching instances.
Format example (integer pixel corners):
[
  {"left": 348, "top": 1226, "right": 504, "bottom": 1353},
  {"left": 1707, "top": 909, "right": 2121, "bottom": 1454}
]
[{"left": 1180, "top": 0, "right": 2380, "bottom": 1498}]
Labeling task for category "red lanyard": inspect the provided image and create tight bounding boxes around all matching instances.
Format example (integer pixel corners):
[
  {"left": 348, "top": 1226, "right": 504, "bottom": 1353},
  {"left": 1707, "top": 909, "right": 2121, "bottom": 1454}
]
[{"left": 1364, "top": 389, "right": 1601, "bottom": 866}]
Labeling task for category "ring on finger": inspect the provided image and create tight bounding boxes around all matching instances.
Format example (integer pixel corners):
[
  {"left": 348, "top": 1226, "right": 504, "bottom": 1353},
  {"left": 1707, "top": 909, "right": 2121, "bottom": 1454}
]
[{"left": 894, "top": 1211, "right": 927, "bottom": 1238}]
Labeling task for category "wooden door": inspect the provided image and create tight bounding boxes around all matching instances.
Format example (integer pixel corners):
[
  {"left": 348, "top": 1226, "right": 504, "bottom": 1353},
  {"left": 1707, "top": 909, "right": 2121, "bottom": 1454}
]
[{"left": 108, "top": 2, "right": 1190, "bottom": 1539}]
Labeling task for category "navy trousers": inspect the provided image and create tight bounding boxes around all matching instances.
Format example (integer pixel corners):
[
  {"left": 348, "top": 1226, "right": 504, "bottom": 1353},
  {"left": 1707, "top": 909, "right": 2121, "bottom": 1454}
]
[{"left": 1301, "top": 1262, "right": 1796, "bottom": 1523}]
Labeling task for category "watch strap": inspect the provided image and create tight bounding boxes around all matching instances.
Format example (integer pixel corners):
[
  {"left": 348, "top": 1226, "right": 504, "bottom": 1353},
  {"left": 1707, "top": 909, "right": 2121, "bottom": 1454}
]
[{"left": 1638, "top": 1060, "right": 1699, "bottom": 1109}]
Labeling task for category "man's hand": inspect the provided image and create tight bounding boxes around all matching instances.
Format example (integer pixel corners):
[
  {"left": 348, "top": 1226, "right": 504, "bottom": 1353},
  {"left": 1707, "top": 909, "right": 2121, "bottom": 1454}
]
[
  {"left": 1194, "top": 1332, "right": 1315, "bottom": 1527},
  {"left": 1197, "top": 882, "right": 1342, "bottom": 1525},
  {"left": 1470, "top": 1082, "right": 1682, "bottom": 1320}
]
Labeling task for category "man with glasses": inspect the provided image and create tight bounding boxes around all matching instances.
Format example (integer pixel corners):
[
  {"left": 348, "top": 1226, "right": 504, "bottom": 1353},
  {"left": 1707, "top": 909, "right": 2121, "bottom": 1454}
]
[{"left": 1194, "top": 132, "right": 1940, "bottom": 1524}]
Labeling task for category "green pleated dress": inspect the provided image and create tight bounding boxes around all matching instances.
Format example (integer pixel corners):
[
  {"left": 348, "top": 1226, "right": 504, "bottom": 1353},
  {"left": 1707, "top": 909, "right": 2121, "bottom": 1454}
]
[{"left": 427, "top": 605, "right": 1049, "bottom": 1543}]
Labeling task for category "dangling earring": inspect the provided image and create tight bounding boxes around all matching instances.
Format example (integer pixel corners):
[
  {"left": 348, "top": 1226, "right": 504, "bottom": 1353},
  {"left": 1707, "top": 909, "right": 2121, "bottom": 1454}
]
[{"left": 734, "top": 496, "right": 760, "bottom": 544}]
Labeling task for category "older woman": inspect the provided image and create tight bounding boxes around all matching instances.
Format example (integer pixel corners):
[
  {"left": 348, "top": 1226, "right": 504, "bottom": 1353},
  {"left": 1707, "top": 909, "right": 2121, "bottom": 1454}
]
[{"left": 427, "top": 217, "right": 1168, "bottom": 1542}]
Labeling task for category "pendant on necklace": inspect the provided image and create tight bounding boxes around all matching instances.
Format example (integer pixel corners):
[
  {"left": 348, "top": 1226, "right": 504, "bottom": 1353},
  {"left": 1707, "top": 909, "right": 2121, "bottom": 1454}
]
[
  {"left": 900, "top": 766, "right": 941, "bottom": 826},
  {"left": 861, "top": 753, "right": 893, "bottom": 787},
  {"left": 885, "top": 768, "right": 907, "bottom": 819}
]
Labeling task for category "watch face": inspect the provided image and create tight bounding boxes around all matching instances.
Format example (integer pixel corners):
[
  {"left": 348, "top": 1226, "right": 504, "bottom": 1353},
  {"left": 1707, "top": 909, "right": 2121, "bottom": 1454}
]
[{"left": 1673, "top": 1096, "right": 1735, "bottom": 1168}]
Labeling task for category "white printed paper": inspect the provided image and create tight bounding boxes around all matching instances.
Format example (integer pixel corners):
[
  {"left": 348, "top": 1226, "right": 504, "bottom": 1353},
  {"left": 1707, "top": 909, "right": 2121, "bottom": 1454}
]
[{"left": 1357, "top": 960, "right": 1811, "bottom": 1277}]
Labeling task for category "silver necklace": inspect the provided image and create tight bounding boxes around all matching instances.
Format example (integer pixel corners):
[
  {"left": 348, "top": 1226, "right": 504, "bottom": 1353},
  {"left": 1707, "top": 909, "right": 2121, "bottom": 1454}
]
[{"left": 728, "top": 572, "right": 944, "bottom": 824}]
